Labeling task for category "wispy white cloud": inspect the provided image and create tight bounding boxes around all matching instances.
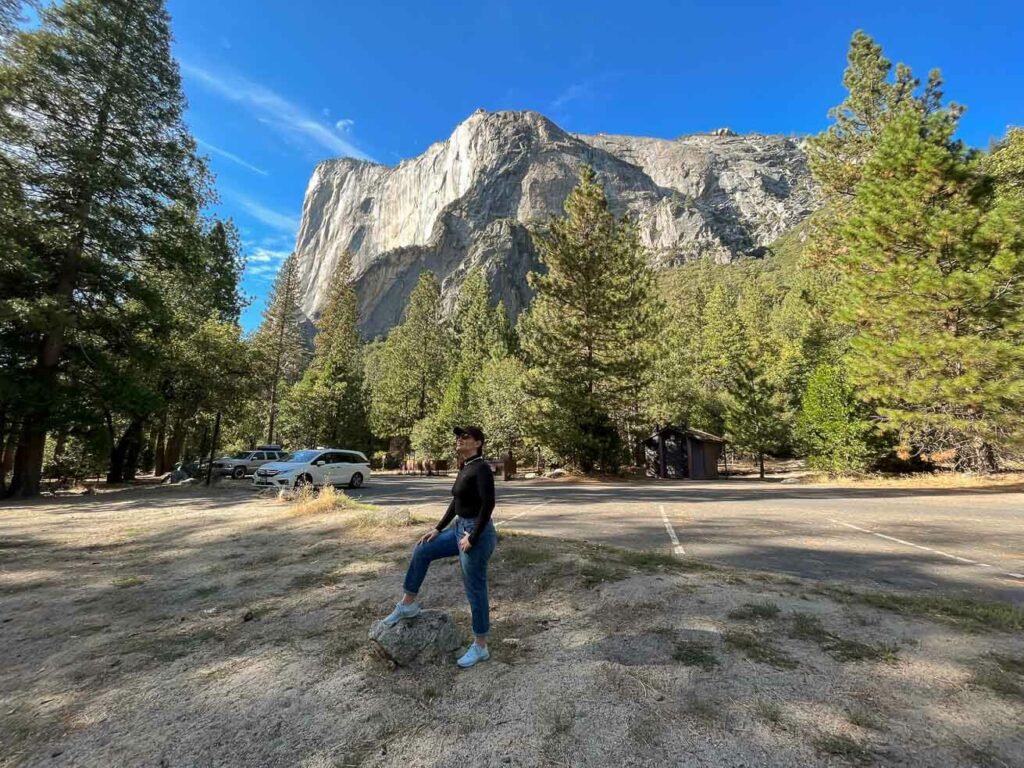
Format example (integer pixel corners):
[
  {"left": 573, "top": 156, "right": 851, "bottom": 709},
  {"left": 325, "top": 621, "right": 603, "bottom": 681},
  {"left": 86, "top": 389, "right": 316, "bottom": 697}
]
[
  {"left": 244, "top": 246, "right": 292, "bottom": 282},
  {"left": 260, "top": 232, "right": 297, "bottom": 249},
  {"left": 335, "top": 118, "right": 355, "bottom": 132},
  {"left": 551, "top": 81, "right": 592, "bottom": 111},
  {"left": 181, "top": 61, "right": 373, "bottom": 161},
  {"left": 249, "top": 247, "right": 291, "bottom": 264},
  {"left": 248, "top": 264, "right": 284, "bottom": 279},
  {"left": 550, "top": 74, "right": 622, "bottom": 114},
  {"left": 226, "top": 190, "right": 300, "bottom": 233},
  {"left": 196, "top": 137, "right": 269, "bottom": 176}
]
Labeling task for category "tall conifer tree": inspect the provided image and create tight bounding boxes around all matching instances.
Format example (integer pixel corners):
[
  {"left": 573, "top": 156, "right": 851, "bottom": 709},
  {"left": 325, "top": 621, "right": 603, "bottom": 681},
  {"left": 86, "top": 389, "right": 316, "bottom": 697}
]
[
  {"left": 369, "top": 272, "right": 451, "bottom": 445},
  {"left": 279, "top": 252, "right": 368, "bottom": 450},
  {"left": 839, "top": 110, "right": 1024, "bottom": 471},
  {"left": 521, "top": 166, "right": 657, "bottom": 471},
  {"left": 254, "top": 254, "right": 308, "bottom": 445},
  {"left": 0, "top": 0, "right": 207, "bottom": 496}
]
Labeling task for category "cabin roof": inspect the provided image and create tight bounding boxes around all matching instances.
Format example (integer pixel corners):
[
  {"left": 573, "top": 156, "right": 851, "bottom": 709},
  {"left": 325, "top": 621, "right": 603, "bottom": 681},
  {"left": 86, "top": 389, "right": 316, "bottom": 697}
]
[{"left": 643, "top": 424, "right": 725, "bottom": 444}]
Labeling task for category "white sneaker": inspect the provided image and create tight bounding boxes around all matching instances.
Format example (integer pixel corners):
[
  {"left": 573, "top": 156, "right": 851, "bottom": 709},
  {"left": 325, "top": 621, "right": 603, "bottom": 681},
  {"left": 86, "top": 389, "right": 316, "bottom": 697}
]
[
  {"left": 382, "top": 601, "right": 421, "bottom": 626},
  {"left": 457, "top": 643, "right": 490, "bottom": 668}
]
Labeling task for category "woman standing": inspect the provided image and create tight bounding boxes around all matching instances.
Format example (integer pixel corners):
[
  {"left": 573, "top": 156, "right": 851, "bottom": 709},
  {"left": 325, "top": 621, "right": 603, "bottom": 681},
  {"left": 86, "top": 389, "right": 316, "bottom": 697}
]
[{"left": 382, "top": 425, "right": 498, "bottom": 668}]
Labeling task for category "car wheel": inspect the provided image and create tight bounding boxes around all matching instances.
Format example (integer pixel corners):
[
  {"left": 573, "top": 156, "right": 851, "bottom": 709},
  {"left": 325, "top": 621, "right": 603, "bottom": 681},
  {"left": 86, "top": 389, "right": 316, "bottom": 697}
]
[
  {"left": 232, "top": 466, "right": 246, "bottom": 480},
  {"left": 295, "top": 474, "right": 313, "bottom": 490},
  {"left": 349, "top": 472, "right": 363, "bottom": 489}
]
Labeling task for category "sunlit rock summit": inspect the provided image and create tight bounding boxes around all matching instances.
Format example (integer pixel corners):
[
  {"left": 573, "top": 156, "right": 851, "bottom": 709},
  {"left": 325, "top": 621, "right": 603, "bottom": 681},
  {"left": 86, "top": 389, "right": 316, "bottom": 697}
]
[{"left": 293, "top": 109, "right": 817, "bottom": 338}]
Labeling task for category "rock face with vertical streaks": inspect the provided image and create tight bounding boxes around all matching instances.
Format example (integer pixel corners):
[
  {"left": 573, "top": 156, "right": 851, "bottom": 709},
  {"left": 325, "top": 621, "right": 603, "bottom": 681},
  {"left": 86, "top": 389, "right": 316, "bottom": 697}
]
[{"left": 292, "top": 109, "right": 818, "bottom": 338}]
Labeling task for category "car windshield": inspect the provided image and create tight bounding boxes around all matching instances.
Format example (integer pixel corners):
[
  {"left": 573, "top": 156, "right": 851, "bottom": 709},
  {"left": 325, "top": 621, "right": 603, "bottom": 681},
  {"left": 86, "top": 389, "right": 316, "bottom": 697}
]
[
  {"left": 286, "top": 450, "right": 320, "bottom": 464},
  {"left": 230, "top": 452, "right": 251, "bottom": 459}
]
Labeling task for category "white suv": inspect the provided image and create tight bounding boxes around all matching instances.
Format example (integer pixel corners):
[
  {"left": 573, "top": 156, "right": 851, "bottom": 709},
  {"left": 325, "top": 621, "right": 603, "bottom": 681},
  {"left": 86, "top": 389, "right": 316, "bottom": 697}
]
[
  {"left": 254, "top": 449, "right": 371, "bottom": 490},
  {"left": 213, "top": 448, "right": 289, "bottom": 479}
]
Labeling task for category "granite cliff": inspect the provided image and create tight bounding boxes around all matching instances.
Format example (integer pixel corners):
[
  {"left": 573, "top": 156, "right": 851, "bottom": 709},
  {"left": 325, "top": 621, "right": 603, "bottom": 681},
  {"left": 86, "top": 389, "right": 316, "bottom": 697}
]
[{"left": 293, "top": 109, "right": 817, "bottom": 338}]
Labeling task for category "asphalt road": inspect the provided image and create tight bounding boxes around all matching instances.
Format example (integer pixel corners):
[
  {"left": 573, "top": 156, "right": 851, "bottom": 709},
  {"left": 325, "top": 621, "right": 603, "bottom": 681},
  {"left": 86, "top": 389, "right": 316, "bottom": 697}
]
[{"left": 348, "top": 474, "right": 1024, "bottom": 605}]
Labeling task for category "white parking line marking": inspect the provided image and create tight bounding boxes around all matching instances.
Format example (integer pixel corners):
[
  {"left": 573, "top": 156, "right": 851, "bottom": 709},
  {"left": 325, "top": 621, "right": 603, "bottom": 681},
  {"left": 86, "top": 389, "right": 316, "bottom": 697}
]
[
  {"left": 660, "top": 505, "right": 685, "bottom": 556},
  {"left": 495, "top": 500, "right": 550, "bottom": 527},
  {"left": 831, "top": 519, "right": 1024, "bottom": 581}
]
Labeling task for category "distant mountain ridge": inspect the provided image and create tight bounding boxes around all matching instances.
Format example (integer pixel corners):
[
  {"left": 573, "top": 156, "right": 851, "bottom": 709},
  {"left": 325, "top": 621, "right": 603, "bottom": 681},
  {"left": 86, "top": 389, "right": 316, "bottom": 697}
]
[{"left": 292, "top": 109, "right": 819, "bottom": 338}]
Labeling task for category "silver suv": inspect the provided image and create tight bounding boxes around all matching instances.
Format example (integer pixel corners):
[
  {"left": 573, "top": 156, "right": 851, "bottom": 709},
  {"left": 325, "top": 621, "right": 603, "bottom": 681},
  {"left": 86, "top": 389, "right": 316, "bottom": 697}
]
[{"left": 213, "top": 446, "right": 289, "bottom": 479}]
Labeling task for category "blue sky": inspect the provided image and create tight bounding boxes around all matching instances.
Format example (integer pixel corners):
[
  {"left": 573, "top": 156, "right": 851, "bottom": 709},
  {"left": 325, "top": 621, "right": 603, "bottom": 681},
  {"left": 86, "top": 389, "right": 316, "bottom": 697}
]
[{"left": 166, "top": 0, "right": 1024, "bottom": 331}]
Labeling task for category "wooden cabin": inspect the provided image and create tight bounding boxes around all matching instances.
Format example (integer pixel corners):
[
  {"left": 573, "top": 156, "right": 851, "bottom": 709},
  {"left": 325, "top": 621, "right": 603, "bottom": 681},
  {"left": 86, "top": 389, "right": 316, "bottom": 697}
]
[{"left": 643, "top": 425, "right": 724, "bottom": 480}]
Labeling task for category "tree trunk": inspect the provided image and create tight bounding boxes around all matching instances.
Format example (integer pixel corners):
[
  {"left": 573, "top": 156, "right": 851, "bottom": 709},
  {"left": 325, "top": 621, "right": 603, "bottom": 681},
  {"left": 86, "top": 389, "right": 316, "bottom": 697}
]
[
  {"left": 955, "top": 439, "right": 998, "bottom": 474},
  {"left": 7, "top": 423, "right": 46, "bottom": 497},
  {"left": 107, "top": 418, "right": 143, "bottom": 484},
  {"left": 51, "top": 429, "right": 69, "bottom": 485},
  {"left": 165, "top": 417, "right": 186, "bottom": 470},
  {"left": 0, "top": 409, "right": 6, "bottom": 496},
  {"left": 267, "top": 377, "right": 278, "bottom": 445},
  {"left": 124, "top": 421, "right": 144, "bottom": 482},
  {"left": 1, "top": 420, "right": 18, "bottom": 480},
  {"left": 759, "top": 452, "right": 765, "bottom": 479},
  {"left": 205, "top": 412, "right": 221, "bottom": 487},
  {"left": 154, "top": 410, "right": 168, "bottom": 475},
  {"left": 141, "top": 423, "right": 157, "bottom": 474}
]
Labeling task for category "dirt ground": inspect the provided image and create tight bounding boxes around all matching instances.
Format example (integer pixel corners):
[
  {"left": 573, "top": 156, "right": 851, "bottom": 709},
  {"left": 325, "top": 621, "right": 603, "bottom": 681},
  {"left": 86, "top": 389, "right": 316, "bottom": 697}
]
[{"left": 1, "top": 485, "right": 1022, "bottom": 768}]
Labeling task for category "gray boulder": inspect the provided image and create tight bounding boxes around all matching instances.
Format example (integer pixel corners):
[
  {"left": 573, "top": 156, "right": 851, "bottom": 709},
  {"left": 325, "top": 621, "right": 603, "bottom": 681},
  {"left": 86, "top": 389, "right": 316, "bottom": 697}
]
[{"left": 368, "top": 610, "right": 461, "bottom": 666}]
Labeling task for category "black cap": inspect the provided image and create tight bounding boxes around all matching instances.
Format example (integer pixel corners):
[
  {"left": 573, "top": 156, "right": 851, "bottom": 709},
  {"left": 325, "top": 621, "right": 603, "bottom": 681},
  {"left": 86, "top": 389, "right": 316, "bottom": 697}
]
[{"left": 453, "top": 425, "right": 485, "bottom": 443}]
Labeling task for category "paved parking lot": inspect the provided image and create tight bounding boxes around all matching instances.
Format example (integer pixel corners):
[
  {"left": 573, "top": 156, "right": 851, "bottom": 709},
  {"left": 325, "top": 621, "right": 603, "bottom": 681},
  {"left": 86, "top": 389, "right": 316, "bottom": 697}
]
[{"left": 349, "top": 474, "right": 1024, "bottom": 604}]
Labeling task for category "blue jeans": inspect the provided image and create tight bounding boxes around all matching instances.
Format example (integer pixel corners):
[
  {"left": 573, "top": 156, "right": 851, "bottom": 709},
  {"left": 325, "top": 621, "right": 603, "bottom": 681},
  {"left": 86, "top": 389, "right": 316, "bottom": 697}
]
[{"left": 403, "top": 516, "right": 497, "bottom": 636}]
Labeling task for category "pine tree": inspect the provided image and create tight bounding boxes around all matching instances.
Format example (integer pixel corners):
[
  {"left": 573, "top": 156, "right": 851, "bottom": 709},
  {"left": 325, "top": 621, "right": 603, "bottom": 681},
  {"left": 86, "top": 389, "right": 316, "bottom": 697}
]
[
  {"left": 692, "top": 283, "right": 744, "bottom": 434},
  {"left": 521, "top": 166, "right": 657, "bottom": 472},
  {"left": 724, "top": 360, "right": 788, "bottom": 479},
  {"left": 253, "top": 254, "right": 309, "bottom": 445},
  {"left": 279, "top": 252, "right": 368, "bottom": 450},
  {"left": 0, "top": 0, "right": 207, "bottom": 496},
  {"left": 410, "top": 368, "right": 470, "bottom": 462},
  {"left": 800, "top": 31, "right": 953, "bottom": 382},
  {"left": 985, "top": 127, "right": 1024, "bottom": 195},
  {"left": 453, "top": 269, "right": 507, "bottom": 372},
  {"left": 807, "top": 30, "right": 952, "bottom": 199},
  {"left": 839, "top": 109, "right": 1024, "bottom": 471},
  {"left": 368, "top": 272, "right": 451, "bottom": 446},
  {"left": 648, "top": 262, "right": 714, "bottom": 429},
  {"left": 469, "top": 355, "right": 530, "bottom": 462},
  {"left": 612, "top": 217, "right": 663, "bottom": 465},
  {"left": 796, "top": 363, "right": 876, "bottom": 473},
  {"left": 0, "top": 0, "right": 32, "bottom": 38}
]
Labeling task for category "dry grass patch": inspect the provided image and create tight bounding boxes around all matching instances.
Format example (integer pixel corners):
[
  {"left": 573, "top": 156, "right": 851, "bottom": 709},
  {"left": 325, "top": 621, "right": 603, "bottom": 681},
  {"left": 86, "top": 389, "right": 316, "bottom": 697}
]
[
  {"left": 723, "top": 630, "right": 797, "bottom": 669},
  {"left": 788, "top": 612, "right": 900, "bottom": 663},
  {"left": 728, "top": 601, "right": 781, "bottom": 620},
  {"left": 672, "top": 640, "right": 718, "bottom": 670},
  {"left": 285, "top": 484, "right": 382, "bottom": 516},
  {"left": 813, "top": 733, "right": 874, "bottom": 764},
  {"left": 121, "top": 625, "right": 226, "bottom": 664},
  {"left": 111, "top": 575, "right": 144, "bottom": 588},
  {"left": 3, "top": 487, "right": 1023, "bottom": 768},
  {"left": 972, "top": 654, "right": 1024, "bottom": 699},
  {"left": 846, "top": 706, "right": 884, "bottom": 731},
  {"left": 796, "top": 471, "right": 1024, "bottom": 489},
  {"left": 753, "top": 698, "right": 785, "bottom": 727},
  {"left": 848, "top": 591, "right": 1024, "bottom": 633}
]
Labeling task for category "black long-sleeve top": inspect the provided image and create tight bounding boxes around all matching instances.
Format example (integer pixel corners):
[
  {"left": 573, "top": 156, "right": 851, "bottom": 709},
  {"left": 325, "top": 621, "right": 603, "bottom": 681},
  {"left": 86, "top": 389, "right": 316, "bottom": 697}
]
[{"left": 435, "top": 455, "right": 495, "bottom": 545}]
